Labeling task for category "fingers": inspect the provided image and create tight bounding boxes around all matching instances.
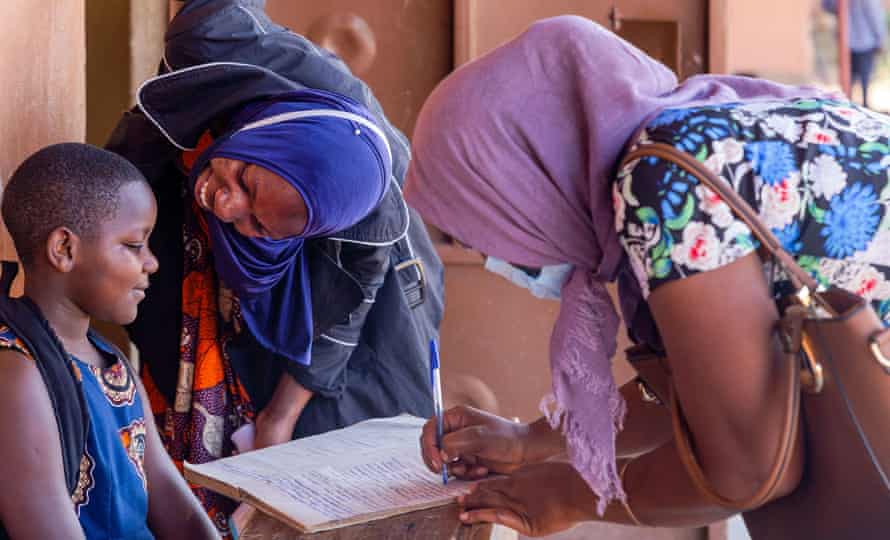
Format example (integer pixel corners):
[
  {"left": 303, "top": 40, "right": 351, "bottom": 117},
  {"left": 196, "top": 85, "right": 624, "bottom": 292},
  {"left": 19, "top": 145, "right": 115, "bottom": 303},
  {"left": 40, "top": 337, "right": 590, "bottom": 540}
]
[
  {"left": 422, "top": 406, "right": 517, "bottom": 476},
  {"left": 419, "top": 418, "right": 444, "bottom": 472},
  {"left": 459, "top": 508, "right": 528, "bottom": 533},
  {"left": 448, "top": 462, "right": 489, "bottom": 480},
  {"left": 461, "top": 480, "right": 512, "bottom": 510},
  {"left": 422, "top": 406, "right": 484, "bottom": 472},
  {"left": 459, "top": 484, "right": 530, "bottom": 534},
  {"left": 442, "top": 424, "right": 517, "bottom": 464},
  {"left": 441, "top": 404, "right": 482, "bottom": 432}
]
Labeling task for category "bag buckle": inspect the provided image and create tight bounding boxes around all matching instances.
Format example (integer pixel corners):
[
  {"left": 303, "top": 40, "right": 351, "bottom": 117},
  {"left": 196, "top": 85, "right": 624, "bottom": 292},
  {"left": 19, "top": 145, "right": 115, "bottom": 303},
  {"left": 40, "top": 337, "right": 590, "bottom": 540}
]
[
  {"left": 868, "top": 333, "right": 890, "bottom": 374},
  {"left": 800, "top": 335, "right": 825, "bottom": 394},
  {"left": 636, "top": 378, "right": 662, "bottom": 405},
  {"left": 782, "top": 303, "right": 824, "bottom": 394},
  {"left": 394, "top": 257, "right": 425, "bottom": 309}
]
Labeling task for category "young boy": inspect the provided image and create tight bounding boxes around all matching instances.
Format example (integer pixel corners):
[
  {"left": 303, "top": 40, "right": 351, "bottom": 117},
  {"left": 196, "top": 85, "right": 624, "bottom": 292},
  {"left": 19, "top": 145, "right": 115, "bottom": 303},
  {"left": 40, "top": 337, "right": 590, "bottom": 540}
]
[{"left": 0, "top": 143, "right": 219, "bottom": 539}]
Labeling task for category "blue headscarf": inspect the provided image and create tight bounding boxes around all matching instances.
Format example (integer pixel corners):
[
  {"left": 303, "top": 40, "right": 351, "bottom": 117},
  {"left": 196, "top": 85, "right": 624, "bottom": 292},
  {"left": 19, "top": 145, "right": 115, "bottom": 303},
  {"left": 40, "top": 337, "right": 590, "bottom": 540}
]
[{"left": 188, "top": 89, "right": 391, "bottom": 365}]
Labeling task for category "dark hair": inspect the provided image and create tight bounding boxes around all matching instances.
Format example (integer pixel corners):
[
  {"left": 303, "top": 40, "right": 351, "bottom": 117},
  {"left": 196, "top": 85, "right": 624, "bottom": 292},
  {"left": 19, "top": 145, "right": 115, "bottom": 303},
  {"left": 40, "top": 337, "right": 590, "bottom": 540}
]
[{"left": 2, "top": 143, "right": 147, "bottom": 266}]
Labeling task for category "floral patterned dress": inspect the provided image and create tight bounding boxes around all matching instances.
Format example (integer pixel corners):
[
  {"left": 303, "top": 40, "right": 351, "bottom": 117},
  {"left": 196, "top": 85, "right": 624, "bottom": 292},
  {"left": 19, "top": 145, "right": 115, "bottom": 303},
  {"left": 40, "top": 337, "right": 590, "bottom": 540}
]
[{"left": 615, "top": 98, "right": 890, "bottom": 325}]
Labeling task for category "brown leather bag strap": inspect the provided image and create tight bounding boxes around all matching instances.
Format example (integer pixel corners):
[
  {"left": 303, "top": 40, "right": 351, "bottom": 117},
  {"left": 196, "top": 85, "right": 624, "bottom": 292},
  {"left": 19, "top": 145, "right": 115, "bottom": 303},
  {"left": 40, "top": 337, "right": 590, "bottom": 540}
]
[
  {"left": 671, "top": 348, "right": 801, "bottom": 510},
  {"left": 620, "top": 143, "right": 806, "bottom": 510},
  {"left": 621, "top": 143, "right": 818, "bottom": 292}
]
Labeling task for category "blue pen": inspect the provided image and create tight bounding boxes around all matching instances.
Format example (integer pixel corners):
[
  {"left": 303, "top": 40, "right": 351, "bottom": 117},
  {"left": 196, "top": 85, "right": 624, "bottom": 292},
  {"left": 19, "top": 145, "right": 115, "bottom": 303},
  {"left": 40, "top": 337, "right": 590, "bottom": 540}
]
[{"left": 430, "top": 338, "right": 448, "bottom": 485}]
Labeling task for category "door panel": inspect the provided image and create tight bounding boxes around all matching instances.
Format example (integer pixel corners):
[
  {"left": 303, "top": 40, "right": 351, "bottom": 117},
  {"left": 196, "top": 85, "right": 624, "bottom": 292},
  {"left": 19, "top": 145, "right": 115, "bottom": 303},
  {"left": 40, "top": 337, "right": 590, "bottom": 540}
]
[
  {"left": 265, "top": 0, "right": 453, "bottom": 137},
  {"left": 446, "top": 3, "right": 720, "bottom": 539},
  {"left": 455, "top": 0, "right": 707, "bottom": 77},
  {"left": 1, "top": 1, "right": 86, "bottom": 290}
]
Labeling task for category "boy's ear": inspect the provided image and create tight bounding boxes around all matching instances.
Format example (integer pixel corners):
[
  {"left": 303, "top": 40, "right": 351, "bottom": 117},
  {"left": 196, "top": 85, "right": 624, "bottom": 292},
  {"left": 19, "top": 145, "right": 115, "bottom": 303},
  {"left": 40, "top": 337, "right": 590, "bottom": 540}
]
[{"left": 45, "top": 227, "right": 80, "bottom": 273}]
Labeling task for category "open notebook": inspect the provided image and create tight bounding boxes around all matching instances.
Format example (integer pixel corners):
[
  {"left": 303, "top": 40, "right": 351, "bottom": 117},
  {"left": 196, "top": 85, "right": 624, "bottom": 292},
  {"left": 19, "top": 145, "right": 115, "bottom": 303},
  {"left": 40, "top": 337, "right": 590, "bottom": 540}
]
[{"left": 185, "top": 415, "right": 474, "bottom": 533}]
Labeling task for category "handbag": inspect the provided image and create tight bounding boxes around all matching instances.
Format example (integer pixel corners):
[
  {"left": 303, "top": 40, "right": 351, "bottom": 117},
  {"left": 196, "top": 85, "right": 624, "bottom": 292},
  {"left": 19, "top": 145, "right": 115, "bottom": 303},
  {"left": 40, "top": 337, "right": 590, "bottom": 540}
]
[{"left": 619, "top": 143, "right": 890, "bottom": 539}]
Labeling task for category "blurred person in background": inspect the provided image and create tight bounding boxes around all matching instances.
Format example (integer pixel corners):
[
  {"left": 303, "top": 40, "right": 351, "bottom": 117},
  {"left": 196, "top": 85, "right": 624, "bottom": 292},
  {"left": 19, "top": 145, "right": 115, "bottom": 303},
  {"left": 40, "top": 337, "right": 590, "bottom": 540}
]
[{"left": 824, "top": 0, "right": 887, "bottom": 108}]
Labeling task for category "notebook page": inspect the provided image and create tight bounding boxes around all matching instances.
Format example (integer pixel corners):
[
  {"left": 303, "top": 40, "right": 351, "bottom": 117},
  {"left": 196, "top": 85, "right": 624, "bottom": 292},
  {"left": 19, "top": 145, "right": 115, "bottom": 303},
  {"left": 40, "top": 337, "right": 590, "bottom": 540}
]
[{"left": 185, "top": 415, "right": 472, "bottom": 531}]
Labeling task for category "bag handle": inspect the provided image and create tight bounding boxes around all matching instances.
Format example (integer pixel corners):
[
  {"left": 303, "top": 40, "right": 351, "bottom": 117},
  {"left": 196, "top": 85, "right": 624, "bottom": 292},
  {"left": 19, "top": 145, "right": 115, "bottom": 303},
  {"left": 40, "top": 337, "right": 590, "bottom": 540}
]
[
  {"left": 622, "top": 143, "right": 818, "bottom": 293},
  {"left": 619, "top": 143, "right": 806, "bottom": 510},
  {"left": 671, "top": 354, "right": 801, "bottom": 509}
]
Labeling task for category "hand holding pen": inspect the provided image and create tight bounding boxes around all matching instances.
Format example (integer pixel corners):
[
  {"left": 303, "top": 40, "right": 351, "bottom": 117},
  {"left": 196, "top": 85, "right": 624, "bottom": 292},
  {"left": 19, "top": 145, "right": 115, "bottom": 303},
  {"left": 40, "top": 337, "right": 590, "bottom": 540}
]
[
  {"left": 429, "top": 338, "right": 448, "bottom": 485},
  {"left": 420, "top": 405, "right": 558, "bottom": 480}
]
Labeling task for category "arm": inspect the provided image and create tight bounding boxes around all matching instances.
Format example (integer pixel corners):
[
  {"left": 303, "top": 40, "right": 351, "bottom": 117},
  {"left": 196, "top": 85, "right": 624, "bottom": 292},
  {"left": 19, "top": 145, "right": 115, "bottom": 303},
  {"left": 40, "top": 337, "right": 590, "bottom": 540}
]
[
  {"left": 0, "top": 350, "right": 85, "bottom": 539},
  {"left": 254, "top": 242, "right": 390, "bottom": 448},
  {"left": 421, "top": 381, "right": 671, "bottom": 480},
  {"left": 615, "top": 379, "right": 673, "bottom": 458},
  {"left": 137, "top": 376, "right": 219, "bottom": 539},
  {"left": 252, "top": 375, "right": 314, "bottom": 450},
  {"left": 644, "top": 251, "right": 803, "bottom": 504},
  {"left": 460, "top": 252, "right": 803, "bottom": 532}
]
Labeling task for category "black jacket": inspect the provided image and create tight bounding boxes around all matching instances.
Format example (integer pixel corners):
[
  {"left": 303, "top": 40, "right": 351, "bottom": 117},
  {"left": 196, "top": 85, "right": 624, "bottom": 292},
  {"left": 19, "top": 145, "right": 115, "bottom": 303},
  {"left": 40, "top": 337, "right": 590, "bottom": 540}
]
[{"left": 106, "top": 0, "right": 440, "bottom": 435}]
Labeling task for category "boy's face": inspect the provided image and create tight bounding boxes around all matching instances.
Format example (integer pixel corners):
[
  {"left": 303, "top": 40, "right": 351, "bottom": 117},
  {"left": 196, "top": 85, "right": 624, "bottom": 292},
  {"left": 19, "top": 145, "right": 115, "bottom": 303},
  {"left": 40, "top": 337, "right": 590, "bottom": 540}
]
[{"left": 71, "top": 181, "right": 158, "bottom": 325}]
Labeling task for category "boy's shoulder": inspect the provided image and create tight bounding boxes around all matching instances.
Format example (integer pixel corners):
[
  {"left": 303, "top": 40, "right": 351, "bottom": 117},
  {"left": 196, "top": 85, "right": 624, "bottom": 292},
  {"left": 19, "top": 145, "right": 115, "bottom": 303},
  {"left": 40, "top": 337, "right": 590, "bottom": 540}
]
[{"left": 0, "top": 325, "right": 34, "bottom": 361}]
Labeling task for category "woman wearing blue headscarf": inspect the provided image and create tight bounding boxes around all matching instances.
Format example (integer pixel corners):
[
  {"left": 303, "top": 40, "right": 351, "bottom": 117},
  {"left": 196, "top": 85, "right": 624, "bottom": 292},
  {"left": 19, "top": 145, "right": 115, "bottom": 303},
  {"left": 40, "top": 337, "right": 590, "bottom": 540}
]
[
  {"left": 189, "top": 90, "right": 392, "bottom": 367},
  {"left": 105, "top": 1, "right": 443, "bottom": 531}
]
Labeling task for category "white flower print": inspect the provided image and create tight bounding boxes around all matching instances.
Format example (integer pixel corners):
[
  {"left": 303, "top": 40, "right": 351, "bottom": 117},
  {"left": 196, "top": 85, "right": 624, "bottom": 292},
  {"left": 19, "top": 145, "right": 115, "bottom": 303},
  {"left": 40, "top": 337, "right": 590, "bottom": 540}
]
[
  {"left": 819, "top": 259, "right": 890, "bottom": 301},
  {"left": 803, "top": 123, "right": 840, "bottom": 145},
  {"left": 759, "top": 173, "right": 802, "bottom": 230},
  {"left": 712, "top": 138, "right": 745, "bottom": 164},
  {"left": 613, "top": 181, "right": 627, "bottom": 233},
  {"left": 720, "top": 221, "right": 757, "bottom": 266},
  {"left": 850, "top": 267, "right": 890, "bottom": 301},
  {"left": 824, "top": 104, "right": 865, "bottom": 124},
  {"left": 671, "top": 222, "right": 722, "bottom": 272},
  {"left": 619, "top": 158, "right": 641, "bottom": 179},
  {"left": 695, "top": 184, "right": 735, "bottom": 228},
  {"left": 803, "top": 154, "right": 847, "bottom": 200},
  {"left": 852, "top": 117, "right": 890, "bottom": 142},
  {"left": 855, "top": 229, "right": 890, "bottom": 267},
  {"left": 626, "top": 243, "right": 651, "bottom": 298},
  {"left": 704, "top": 153, "right": 725, "bottom": 175},
  {"left": 737, "top": 101, "right": 784, "bottom": 115},
  {"left": 764, "top": 114, "right": 803, "bottom": 143}
]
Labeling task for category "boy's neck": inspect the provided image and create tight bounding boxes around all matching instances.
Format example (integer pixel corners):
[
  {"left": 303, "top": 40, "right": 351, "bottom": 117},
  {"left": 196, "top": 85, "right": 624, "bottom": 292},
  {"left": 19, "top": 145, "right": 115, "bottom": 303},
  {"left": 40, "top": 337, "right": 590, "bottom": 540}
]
[{"left": 23, "top": 278, "right": 97, "bottom": 364}]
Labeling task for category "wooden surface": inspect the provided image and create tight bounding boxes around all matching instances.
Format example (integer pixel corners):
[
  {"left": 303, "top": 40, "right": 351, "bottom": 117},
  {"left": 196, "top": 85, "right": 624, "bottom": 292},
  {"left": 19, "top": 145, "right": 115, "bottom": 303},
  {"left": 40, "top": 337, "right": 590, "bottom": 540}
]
[
  {"left": 1, "top": 1, "right": 86, "bottom": 294},
  {"left": 265, "top": 0, "right": 452, "bottom": 137},
  {"left": 237, "top": 504, "right": 517, "bottom": 540}
]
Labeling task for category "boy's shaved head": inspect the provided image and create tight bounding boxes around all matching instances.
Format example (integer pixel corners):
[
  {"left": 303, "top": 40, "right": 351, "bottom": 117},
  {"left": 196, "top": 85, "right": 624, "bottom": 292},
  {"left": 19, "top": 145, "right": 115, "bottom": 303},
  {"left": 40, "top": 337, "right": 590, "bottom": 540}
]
[{"left": 2, "top": 143, "right": 147, "bottom": 266}]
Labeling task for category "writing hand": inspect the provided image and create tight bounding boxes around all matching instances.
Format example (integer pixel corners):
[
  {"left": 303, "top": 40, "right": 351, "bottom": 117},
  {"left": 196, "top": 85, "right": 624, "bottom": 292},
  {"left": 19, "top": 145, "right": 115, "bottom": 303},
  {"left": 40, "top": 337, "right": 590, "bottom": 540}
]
[{"left": 419, "top": 405, "right": 563, "bottom": 480}]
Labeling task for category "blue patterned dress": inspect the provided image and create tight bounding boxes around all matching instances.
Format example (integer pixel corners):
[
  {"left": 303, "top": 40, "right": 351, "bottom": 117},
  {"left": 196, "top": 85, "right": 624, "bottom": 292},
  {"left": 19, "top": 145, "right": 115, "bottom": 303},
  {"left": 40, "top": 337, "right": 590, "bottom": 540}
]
[
  {"left": 615, "top": 98, "right": 890, "bottom": 325},
  {"left": 0, "top": 327, "right": 154, "bottom": 540}
]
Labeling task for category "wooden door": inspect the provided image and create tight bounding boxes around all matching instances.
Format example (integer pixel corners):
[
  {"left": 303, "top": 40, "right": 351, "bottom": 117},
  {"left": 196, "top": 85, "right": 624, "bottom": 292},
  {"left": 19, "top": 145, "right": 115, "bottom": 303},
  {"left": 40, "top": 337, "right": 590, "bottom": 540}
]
[
  {"left": 444, "top": 2, "right": 721, "bottom": 539},
  {"left": 441, "top": 0, "right": 712, "bottom": 426},
  {"left": 1, "top": 1, "right": 86, "bottom": 291},
  {"left": 455, "top": 0, "right": 708, "bottom": 77},
  {"left": 265, "top": 0, "right": 453, "bottom": 137}
]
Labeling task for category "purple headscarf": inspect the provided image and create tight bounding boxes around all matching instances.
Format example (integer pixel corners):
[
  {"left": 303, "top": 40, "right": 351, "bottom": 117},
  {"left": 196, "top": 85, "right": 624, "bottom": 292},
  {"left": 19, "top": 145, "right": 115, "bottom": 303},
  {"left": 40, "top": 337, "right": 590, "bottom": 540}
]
[{"left": 404, "top": 15, "right": 829, "bottom": 513}]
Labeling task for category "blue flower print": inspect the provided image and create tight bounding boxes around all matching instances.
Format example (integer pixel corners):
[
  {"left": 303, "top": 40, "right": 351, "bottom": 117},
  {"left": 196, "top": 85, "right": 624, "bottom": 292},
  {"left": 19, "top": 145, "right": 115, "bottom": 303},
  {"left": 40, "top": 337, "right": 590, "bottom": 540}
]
[
  {"left": 745, "top": 141, "right": 797, "bottom": 186},
  {"left": 774, "top": 222, "right": 803, "bottom": 254},
  {"left": 620, "top": 98, "right": 890, "bottom": 333},
  {"left": 650, "top": 108, "right": 696, "bottom": 128},
  {"left": 821, "top": 182, "right": 881, "bottom": 258}
]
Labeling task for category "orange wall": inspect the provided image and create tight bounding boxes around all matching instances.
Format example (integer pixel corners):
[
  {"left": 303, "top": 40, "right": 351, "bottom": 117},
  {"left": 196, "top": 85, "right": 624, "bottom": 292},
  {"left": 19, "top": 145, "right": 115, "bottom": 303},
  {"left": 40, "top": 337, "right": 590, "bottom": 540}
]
[
  {"left": 1, "top": 1, "right": 86, "bottom": 262},
  {"left": 713, "top": 0, "right": 815, "bottom": 82}
]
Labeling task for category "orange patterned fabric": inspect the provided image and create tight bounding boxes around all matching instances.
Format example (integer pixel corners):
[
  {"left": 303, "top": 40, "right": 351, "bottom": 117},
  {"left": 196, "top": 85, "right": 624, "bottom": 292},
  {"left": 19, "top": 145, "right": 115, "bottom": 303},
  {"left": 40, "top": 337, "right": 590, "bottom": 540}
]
[{"left": 142, "top": 133, "right": 254, "bottom": 537}]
